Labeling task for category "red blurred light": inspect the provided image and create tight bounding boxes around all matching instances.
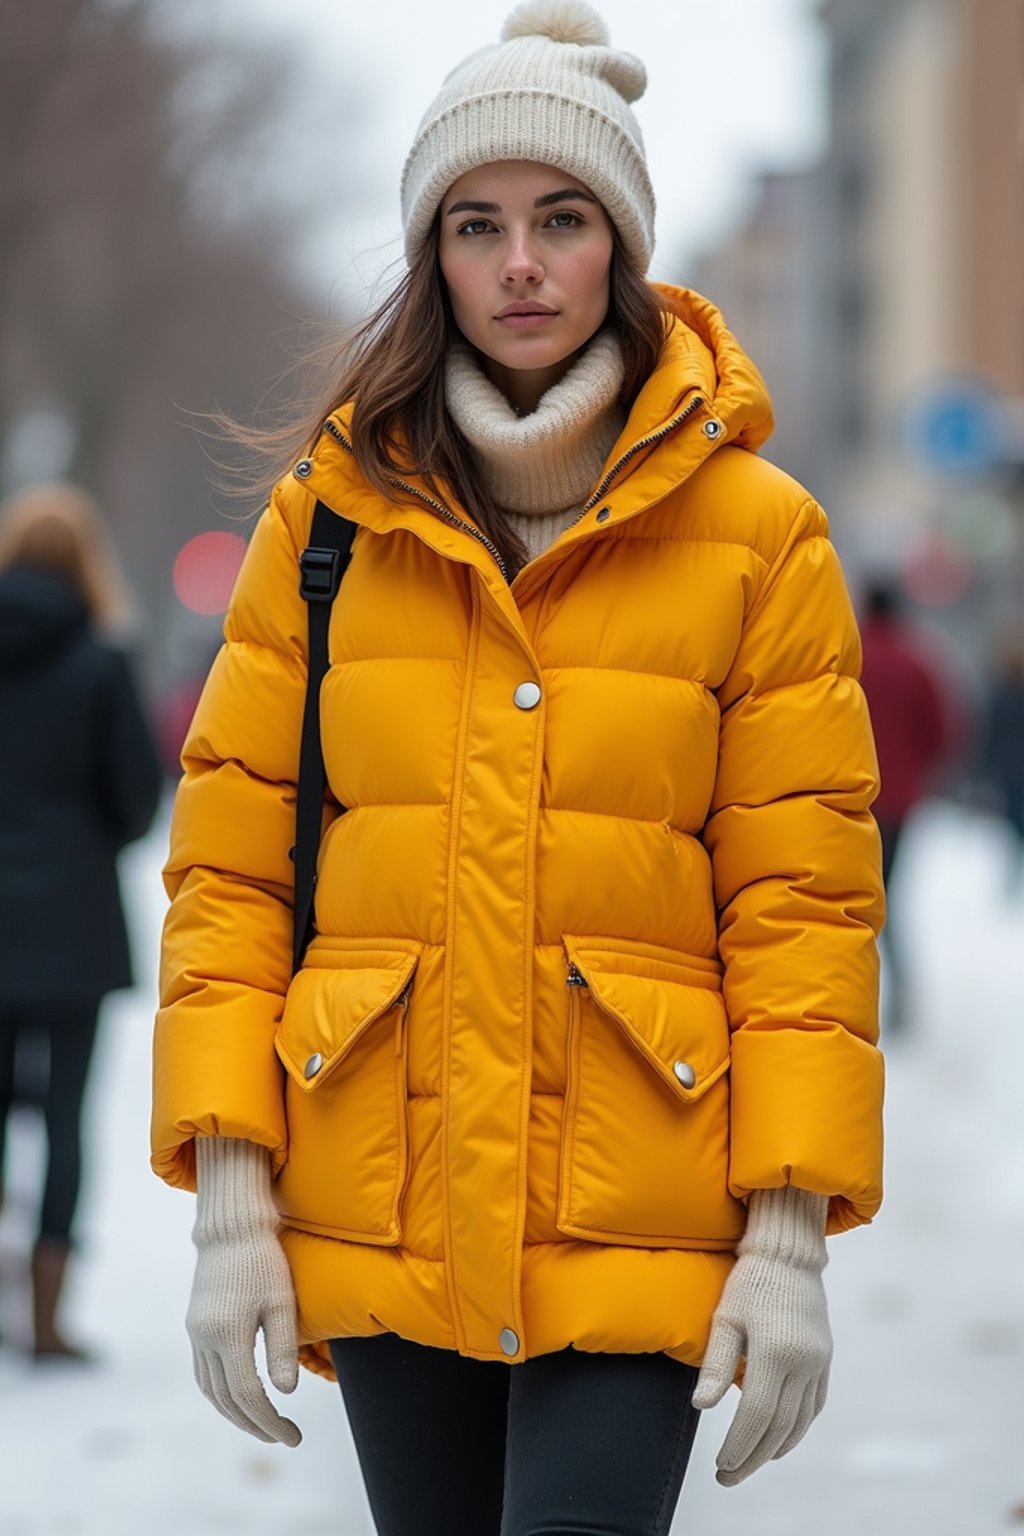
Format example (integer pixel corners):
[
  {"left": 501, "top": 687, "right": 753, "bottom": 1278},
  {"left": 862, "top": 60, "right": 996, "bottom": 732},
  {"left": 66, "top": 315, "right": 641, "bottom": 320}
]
[
  {"left": 173, "top": 531, "right": 247, "bottom": 616},
  {"left": 901, "top": 530, "right": 975, "bottom": 607}
]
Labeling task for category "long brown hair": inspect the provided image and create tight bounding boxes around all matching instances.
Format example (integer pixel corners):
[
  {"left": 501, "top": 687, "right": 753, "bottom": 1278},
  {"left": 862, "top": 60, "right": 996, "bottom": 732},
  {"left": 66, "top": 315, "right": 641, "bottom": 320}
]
[
  {"left": 219, "top": 219, "right": 672, "bottom": 578},
  {"left": 0, "top": 482, "right": 133, "bottom": 633}
]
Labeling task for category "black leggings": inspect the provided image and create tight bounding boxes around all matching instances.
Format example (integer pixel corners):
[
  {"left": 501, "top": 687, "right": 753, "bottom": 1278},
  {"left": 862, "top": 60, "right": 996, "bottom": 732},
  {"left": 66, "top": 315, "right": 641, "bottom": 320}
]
[
  {"left": 328, "top": 1332, "right": 701, "bottom": 1536},
  {"left": 0, "top": 999, "right": 101, "bottom": 1242}
]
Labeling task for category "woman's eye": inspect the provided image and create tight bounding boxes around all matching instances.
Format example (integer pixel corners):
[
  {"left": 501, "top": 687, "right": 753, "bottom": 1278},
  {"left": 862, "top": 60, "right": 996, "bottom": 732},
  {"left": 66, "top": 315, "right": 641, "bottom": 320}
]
[
  {"left": 548, "top": 211, "right": 582, "bottom": 229},
  {"left": 457, "top": 219, "right": 492, "bottom": 237}
]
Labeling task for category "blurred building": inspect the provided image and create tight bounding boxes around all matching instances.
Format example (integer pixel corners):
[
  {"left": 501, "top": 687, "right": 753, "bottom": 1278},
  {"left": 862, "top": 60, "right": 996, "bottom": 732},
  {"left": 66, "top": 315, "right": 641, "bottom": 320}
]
[
  {"left": 0, "top": 4, "right": 362, "bottom": 696},
  {"left": 692, "top": 0, "right": 1024, "bottom": 662},
  {"left": 692, "top": 170, "right": 824, "bottom": 491}
]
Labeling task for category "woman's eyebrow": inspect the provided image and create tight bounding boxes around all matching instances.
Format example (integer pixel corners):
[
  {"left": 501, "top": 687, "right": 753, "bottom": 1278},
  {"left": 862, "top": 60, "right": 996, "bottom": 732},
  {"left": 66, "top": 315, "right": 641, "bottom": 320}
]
[
  {"left": 446, "top": 199, "right": 501, "bottom": 216},
  {"left": 533, "top": 188, "right": 596, "bottom": 208},
  {"left": 445, "top": 188, "right": 597, "bottom": 216}
]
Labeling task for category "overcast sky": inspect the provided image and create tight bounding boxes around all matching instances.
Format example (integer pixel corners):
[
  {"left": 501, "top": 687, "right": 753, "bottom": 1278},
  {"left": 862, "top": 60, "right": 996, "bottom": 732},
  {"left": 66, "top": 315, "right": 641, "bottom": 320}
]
[{"left": 200, "top": 0, "right": 828, "bottom": 307}]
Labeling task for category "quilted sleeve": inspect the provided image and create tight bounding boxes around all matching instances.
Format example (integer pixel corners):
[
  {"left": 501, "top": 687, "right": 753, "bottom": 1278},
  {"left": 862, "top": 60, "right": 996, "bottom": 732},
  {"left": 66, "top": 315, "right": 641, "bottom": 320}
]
[
  {"left": 151, "top": 476, "right": 315, "bottom": 1192},
  {"left": 703, "top": 496, "right": 885, "bottom": 1235}
]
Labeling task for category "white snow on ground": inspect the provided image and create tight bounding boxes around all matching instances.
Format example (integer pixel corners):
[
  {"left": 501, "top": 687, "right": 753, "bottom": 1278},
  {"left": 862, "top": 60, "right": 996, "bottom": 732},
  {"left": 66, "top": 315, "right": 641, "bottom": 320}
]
[{"left": 1, "top": 797, "right": 1022, "bottom": 1535}]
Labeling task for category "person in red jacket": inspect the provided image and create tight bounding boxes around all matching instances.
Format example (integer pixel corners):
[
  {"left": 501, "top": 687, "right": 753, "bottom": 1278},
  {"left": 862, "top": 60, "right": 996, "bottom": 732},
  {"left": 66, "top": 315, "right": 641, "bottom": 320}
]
[{"left": 859, "top": 579, "right": 953, "bottom": 1031}]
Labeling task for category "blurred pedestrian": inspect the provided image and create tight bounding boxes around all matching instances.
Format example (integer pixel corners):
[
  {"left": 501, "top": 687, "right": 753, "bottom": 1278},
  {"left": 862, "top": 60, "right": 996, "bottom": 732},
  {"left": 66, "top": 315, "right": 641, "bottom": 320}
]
[
  {"left": 0, "top": 481, "right": 162, "bottom": 1359},
  {"left": 859, "top": 578, "right": 956, "bottom": 1032},
  {"left": 151, "top": 2, "right": 885, "bottom": 1526},
  {"left": 980, "top": 632, "right": 1024, "bottom": 886}
]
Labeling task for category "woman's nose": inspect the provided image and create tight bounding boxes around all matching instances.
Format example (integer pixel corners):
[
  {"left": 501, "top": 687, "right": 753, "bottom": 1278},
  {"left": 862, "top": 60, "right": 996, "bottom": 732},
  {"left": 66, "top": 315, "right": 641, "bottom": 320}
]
[{"left": 500, "top": 233, "right": 544, "bottom": 285}]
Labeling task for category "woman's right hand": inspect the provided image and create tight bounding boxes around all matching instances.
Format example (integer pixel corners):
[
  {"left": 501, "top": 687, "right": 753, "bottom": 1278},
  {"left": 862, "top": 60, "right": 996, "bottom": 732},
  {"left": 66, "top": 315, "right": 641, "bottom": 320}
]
[{"left": 187, "top": 1136, "right": 302, "bottom": 1447}]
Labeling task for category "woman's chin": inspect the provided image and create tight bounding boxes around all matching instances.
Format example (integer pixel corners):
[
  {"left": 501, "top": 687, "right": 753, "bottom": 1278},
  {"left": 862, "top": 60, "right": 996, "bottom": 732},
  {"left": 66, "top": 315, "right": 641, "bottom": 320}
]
[{"left": 485, "top": 335, "right": 582, "bottom": 375}]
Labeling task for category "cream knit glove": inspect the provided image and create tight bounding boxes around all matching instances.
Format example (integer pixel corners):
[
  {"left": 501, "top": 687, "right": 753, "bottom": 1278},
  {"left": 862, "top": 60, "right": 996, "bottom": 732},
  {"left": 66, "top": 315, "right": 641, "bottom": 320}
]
[
  {"left": 692, "top": 1186, "right": 831, "bottom": 1486},
  {"left": 186, "top": 1136, "right": 301, "bottom": 1447}
]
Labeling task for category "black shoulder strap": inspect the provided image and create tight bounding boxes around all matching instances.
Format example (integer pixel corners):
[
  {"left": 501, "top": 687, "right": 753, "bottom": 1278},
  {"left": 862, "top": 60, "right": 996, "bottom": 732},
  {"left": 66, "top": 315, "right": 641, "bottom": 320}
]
[{"left": 292, "top": 499, "right": 357, "bottom": 971}]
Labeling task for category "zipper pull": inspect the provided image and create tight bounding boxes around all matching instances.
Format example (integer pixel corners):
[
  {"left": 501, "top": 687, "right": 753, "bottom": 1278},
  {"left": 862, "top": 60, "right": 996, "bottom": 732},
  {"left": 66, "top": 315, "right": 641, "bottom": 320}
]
[
  {"left": 566, "top": 961, "right": 588, "bottom": 989},
  {"left": 394, "top": 978, "right": 413, "bottom": 1055}
]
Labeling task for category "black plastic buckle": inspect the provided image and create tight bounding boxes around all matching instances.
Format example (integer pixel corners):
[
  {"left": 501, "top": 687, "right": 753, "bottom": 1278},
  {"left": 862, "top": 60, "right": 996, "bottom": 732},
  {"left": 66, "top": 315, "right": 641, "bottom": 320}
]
[{"left": 299, "top": 546, "right": 341, "bottom": 602}]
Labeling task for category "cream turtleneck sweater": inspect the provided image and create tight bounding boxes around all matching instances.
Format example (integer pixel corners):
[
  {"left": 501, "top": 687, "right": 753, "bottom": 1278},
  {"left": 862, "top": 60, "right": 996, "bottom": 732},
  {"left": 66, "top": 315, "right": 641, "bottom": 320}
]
[{"left": 444, "top": 328, "right": 627, "bottom": 566}]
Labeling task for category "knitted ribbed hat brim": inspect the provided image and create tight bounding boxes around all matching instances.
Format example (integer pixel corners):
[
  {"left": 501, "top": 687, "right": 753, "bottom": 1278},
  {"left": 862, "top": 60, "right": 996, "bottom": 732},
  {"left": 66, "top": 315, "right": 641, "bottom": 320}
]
[{"left": 402, "top": 88, "right": 654, "bottom": 271}]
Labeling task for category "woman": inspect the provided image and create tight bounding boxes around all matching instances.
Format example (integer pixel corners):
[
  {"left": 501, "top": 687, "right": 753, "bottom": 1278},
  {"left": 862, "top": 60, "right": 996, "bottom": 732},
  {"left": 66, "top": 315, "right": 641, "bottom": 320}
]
[
  {"left": 0, "top": 482, "right": 162, "bottom": 1358},
  {"left": 152, "top": 4, "right": 885, "bottom": 1530}
]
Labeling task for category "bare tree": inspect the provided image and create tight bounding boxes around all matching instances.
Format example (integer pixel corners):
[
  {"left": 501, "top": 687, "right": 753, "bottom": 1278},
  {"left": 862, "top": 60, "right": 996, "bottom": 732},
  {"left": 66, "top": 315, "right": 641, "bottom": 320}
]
[{"left": 0, "top": 0, "right": 359, "bottom": 670}]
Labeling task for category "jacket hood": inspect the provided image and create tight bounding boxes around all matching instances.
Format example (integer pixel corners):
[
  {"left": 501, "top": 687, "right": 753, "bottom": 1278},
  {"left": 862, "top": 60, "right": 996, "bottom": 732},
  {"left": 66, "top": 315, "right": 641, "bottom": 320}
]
[
  {"left": 0, "top": 566, "right": 89, "bottom": 670},
  {"left": 644, "top": 284, "right": 775, "bottom": 452}
]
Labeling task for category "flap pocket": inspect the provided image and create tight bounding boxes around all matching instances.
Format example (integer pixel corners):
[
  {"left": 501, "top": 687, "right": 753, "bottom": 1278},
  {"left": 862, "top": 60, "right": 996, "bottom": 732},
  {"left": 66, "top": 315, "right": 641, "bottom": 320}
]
[
  {"left": 275, "top": 940, "right": 422, "bottom": 1095},
  {"left": 557, "top": 936, "right": 741, "bottom": 1246},
  {"left": 564, "top": 938, "right": 729, "bottom": 1104}
]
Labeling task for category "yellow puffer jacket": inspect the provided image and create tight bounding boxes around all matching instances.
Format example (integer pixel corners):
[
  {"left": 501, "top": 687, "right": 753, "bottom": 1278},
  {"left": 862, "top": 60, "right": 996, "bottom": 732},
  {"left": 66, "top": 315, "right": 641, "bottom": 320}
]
[{"left": 152, "top": 285, "right": 885, "bottom": 1381}]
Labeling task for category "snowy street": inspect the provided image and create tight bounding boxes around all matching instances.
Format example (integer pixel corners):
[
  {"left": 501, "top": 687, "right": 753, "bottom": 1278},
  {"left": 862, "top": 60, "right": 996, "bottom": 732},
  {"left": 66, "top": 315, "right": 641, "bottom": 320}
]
[{"left": 1, "top": 798, "right": 1022, "bottom": 1535}]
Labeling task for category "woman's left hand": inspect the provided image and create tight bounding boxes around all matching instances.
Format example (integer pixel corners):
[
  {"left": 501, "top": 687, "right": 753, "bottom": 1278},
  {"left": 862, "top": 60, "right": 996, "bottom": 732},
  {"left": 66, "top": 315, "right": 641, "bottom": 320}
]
[{"left": 692, "top": 1186, "right": 832, "bottom": 1486}]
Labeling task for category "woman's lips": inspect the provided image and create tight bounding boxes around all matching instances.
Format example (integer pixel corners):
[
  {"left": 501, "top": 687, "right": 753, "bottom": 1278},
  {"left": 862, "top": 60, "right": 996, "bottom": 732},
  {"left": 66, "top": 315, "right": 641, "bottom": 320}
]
[{"left": 495, "top": 311, "right": 559, "bottom": 329}]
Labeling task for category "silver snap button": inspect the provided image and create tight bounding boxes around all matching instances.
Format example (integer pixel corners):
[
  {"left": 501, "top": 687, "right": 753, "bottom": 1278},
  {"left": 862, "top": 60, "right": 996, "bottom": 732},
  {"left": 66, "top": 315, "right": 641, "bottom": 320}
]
[
  {"left": 595, "top": 506, "right": 611, "bottom": 523},
  {"left": 304, "top": 1052, "right": 323, "bottom": 1079},
  {"left": 702, "top": 420, "right": 723, "bottom": 440},
  {"left": 295, "top": 458, "right": 313, "bottom": 478},
  {"left": 513, "top": 681, "right": 542, "bottom": 710},
  {"left": 499, "top": 1328, "right": 520, "bottom": 1357},
  {"left": 673, "top": 1060, "right": 696, "bottom": 1089}
]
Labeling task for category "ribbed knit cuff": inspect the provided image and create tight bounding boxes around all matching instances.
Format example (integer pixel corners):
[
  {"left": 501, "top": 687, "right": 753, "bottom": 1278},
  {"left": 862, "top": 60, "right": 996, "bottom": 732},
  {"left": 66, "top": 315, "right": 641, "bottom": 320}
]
[
  {"left": 739, "top": 1186, "right": 829, "bottom": 1272},
  {"left": 192, "top": 1136, "right": 278, "bottom": 1246}
]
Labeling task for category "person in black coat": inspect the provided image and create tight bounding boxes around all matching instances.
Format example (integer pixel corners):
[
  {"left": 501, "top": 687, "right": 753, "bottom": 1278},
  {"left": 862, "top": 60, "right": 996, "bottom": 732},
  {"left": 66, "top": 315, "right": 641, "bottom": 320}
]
[
  {"left": 981, "top": 633, "right": 1024, "bottom": 888},
  {"left": 0, "top": 482, "right": 162, "bottom": 1359}
]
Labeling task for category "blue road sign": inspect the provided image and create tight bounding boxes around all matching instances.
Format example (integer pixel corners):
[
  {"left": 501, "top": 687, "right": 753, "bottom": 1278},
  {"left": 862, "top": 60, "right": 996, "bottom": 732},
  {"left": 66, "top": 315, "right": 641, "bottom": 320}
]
[{"left": 909, "top": 380, "right": 1005, "bottom": 477}]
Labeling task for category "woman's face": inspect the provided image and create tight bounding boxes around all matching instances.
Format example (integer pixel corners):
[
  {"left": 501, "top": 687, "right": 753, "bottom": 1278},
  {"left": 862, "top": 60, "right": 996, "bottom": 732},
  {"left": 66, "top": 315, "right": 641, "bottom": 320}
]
[{"left": 438, "top": 160, "right": 614, "bottom": 411}]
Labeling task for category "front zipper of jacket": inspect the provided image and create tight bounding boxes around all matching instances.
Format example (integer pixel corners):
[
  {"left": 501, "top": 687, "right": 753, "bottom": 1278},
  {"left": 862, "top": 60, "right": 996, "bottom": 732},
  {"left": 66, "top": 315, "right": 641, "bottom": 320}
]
[
  {"left": 567, "top": 392, "right": 707, "bottom": 532},
  {"left": 502, "top": 392, "right": 709, "bottom": 599},
  {"left": 322, "top": 417, "right": 511, "bottom": 584}
]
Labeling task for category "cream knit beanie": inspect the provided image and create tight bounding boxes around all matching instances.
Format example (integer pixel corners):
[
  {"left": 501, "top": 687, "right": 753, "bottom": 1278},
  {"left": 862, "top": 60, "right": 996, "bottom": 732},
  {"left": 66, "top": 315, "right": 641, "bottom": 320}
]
[{"left": 401, "top": 0, "right": 656, "bottom": 272}]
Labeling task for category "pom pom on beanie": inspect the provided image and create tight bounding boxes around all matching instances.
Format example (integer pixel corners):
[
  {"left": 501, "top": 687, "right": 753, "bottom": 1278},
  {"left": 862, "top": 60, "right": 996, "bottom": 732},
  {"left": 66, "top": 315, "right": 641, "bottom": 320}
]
[
  {"left": 400, "top": 2, "right": 655, "bottom": 271},
  {"left": 501, "top": 1, "right": 610, "bottom": 48}
]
